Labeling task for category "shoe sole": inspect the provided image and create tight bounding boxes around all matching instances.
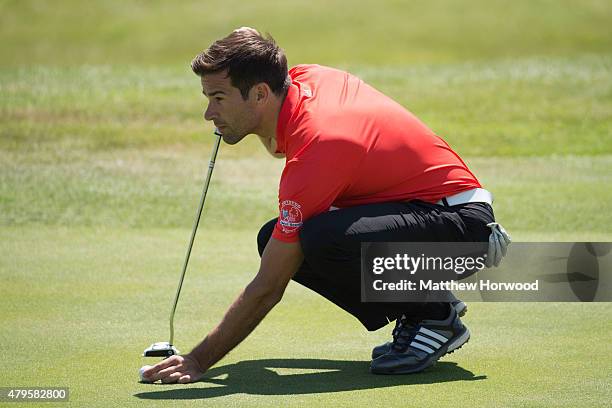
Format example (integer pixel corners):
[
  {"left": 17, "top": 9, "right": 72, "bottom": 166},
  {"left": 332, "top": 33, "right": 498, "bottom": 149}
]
[{"left": 370, "top": 326, "right": 470, "bottom": 375}]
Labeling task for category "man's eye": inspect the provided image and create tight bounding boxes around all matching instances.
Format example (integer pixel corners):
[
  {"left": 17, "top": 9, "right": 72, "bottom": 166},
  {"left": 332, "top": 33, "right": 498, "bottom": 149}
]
[{"left": 214, "top": 97, "right": 223, "bottom": 102}]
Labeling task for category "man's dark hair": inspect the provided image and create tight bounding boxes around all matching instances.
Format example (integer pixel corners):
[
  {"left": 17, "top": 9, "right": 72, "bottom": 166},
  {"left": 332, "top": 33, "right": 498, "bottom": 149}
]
[{"left": 191, "top": 27, "right": 290, "bottom": 100}]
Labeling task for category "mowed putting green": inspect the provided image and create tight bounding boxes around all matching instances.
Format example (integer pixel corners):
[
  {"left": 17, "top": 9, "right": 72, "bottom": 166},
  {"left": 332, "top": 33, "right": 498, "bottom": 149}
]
[
  {"left": 1, "top": 226, "right": 611, "bottom": 407},
  {"left": 1, "top": 0, "right": 611, "bottom": 407}
]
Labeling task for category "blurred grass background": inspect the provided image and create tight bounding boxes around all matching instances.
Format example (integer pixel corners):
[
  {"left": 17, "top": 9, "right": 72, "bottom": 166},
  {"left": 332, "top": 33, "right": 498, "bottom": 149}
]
[
  {"left": 1, "top": 0, "right": 611, "bottom": 66},
  {"left": 0, "top": 1, "right": 611, "bottom": 407}
]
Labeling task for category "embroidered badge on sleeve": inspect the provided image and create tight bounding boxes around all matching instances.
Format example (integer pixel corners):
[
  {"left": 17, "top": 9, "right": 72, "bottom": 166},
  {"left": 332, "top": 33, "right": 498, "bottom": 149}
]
[{"left": 279, "top": 200, "right": 303, "bottom": 233}]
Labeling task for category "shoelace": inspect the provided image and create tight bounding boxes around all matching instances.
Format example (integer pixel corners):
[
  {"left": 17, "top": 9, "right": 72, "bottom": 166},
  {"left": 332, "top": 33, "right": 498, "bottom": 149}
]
[{"left": 391, "top": 316, "right": 420, "bottom": 352}]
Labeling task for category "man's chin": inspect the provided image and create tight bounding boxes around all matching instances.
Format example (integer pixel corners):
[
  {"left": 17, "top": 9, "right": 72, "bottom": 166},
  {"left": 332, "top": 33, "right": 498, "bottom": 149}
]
[{"left": 222, "top": 132, "right": 246, "bottom": 145}]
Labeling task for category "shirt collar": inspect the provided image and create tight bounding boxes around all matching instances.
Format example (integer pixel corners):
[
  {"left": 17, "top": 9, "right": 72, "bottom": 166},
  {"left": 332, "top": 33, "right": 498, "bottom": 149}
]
[{"left": 275, "top": 82, "right": 300, "bottom": 154}]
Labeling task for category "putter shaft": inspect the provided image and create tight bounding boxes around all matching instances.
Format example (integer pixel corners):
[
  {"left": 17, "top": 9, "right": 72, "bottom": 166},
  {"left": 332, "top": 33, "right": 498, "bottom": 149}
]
[{"left": 169, "top": 129, "right": 222, "bottom": 346}]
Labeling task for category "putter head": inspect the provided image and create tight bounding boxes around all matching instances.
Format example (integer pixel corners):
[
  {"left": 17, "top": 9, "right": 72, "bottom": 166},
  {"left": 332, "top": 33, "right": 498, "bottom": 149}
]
[{"left": 143, "top": 342, "right": 180, "bottom": 358}]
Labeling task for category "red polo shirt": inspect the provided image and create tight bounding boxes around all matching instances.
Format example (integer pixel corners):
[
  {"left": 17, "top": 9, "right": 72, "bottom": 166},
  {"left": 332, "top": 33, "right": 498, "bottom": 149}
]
[{"left": 272, "top": 64, "right": 481, "bottom": 243}]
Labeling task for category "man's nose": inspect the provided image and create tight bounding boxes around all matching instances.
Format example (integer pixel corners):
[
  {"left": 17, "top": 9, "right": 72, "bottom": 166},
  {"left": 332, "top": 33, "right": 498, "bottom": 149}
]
[{"left": 204, "top": 105, "right": 215, "bottom": 121}]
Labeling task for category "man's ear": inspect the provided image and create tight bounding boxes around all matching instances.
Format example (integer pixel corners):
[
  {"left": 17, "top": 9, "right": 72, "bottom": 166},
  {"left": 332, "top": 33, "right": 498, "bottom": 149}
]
[{"left": 253, "top": 83, "right": 270, "bottom": 103}]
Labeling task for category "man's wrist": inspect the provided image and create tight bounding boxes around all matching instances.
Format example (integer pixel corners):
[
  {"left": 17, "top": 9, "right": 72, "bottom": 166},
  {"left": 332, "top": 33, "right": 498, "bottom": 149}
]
[{"left": 186, "top": 346, "right": 209, "bottom": 373}]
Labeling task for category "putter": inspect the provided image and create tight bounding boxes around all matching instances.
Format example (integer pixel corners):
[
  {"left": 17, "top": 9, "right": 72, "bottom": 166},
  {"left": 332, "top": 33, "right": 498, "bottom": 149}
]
[{"left": 143, "top": 128, "right": 223, "bottom": 358}]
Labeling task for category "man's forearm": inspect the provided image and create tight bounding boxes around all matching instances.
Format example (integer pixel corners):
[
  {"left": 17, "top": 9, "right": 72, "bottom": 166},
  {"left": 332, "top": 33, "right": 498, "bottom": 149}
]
[
  {"left": 187, "top": 238, "right": 303, "bottom": 374},
  {"left": 140, "top": 239, "right": 302, "bottom": 384},
  {"left": 187, "top": 282, "right": 282, "bottom": 371}
]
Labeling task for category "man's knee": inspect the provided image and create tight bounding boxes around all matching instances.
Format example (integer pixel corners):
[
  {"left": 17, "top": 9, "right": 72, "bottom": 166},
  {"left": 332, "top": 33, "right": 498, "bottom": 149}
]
[{"left": 257, "top": 218, "right": 277, "bottom": 257}]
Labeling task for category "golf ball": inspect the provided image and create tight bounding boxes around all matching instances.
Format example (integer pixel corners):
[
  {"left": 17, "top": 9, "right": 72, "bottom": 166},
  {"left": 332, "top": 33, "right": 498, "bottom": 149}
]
[{"left": 139, "top": 365, "right": 153, "bottom": 383}]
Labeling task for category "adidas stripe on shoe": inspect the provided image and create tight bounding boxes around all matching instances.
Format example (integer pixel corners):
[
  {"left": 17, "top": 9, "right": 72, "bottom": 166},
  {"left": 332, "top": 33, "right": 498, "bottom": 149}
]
[
  {"left": 371, "top": 300, "right": 467, "bottom": 360},
  {"left": 370, "top": 307, "right": 470, "bottom": 375}
]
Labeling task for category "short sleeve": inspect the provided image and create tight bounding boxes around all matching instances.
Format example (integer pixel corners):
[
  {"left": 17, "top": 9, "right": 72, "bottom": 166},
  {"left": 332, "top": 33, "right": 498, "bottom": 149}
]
[{"left": 271, "top": 137, "right": 363, "bottom": 243}]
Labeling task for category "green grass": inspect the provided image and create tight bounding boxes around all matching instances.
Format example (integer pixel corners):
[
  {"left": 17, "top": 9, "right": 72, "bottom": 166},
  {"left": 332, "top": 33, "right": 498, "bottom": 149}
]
[
  {"left": 1, "top": 0, "right": 611, "bottom": 66},
  {"left": 1, "top": 0, "right": 611, "bottom": 406},
  {"left": 1, "top": 227, "right": 611, "bottom": 407},
  {"left": 1, "top": 143, "right": 611, "bottom": 234},
  {"left": 1, "top": 55, "right": 611, "bottom": 156}
]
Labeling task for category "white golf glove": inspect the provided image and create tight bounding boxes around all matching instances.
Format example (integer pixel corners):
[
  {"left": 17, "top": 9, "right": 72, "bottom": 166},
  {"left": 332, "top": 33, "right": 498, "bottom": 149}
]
[{"left": 485, "top": 222, "right": 512, "bottom": 267}]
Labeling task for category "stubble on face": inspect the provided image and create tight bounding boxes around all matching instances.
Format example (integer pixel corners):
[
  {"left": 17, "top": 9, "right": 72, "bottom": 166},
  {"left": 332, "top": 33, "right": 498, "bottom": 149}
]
[{"left": 200, "top": 73, "right": 258, "bottom": 145}]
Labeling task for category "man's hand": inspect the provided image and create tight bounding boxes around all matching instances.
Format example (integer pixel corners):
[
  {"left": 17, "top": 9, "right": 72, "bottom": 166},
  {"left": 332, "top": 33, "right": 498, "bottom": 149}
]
[{"left": 142, "top": 354, "right": 204, "bottom": 384}]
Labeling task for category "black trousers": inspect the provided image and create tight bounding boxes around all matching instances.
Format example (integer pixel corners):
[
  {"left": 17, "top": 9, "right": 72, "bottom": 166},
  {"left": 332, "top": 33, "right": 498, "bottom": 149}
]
[{"left": 257, "top": 200, "right": 495, "bottom": 331}]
